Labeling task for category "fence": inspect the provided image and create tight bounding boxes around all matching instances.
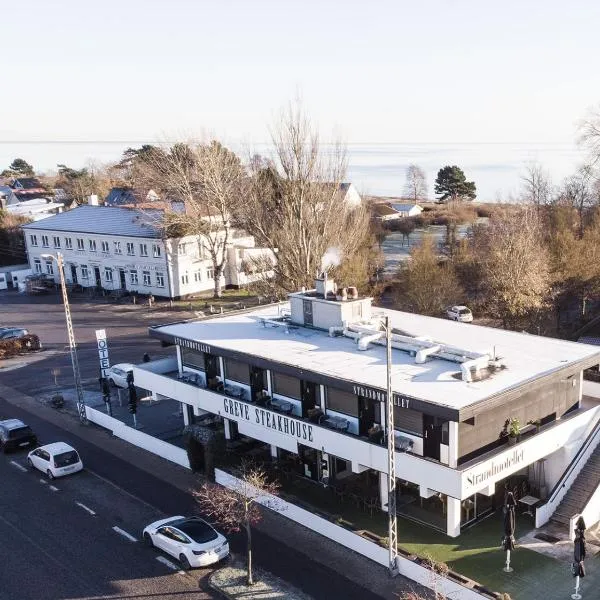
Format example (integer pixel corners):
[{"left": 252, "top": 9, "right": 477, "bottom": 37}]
[{"left": 85, "top": 406, "right": 190, "bottom": 469}]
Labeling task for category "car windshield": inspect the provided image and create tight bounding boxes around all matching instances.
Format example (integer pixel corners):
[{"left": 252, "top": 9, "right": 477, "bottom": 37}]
[
  {"left": 8, "top": 426, "right": 33, "bottom": 439},
  {"left": 54, "top": 450, "right": 79, "bottom": 467},
  {"left": 176, "top": 519, "right": 218, "bottom": 544},
  {"left": 459, "top": 309, "right": 471, "bottom": 315}
]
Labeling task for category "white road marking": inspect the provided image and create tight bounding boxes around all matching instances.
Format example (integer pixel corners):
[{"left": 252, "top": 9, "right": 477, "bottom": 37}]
[
  {"left": 155, "top": 556, "right": 180, "bottom": 571},
  {"left": 75, "top": 502, "right": 96, "bottom": 516},
  {"left": 112, "top": 526, "right": 138, "bottom": 542},
  {"left": 39, "top": 478, "right": 48, "bottom": 485},
  {"left": 49, "top": 485, "right": 59, "bottom": 492},
  {"left": 9, "top": 461, "right": 27, "bottom": 472}
]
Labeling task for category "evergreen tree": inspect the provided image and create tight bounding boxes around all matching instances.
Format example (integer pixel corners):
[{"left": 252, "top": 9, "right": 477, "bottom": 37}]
[
  {"left": 434, "top": 165, "right": 476, "bottom": 203},
  {"left": 1, "top": 158, "right": 35, "bottom": 178}
]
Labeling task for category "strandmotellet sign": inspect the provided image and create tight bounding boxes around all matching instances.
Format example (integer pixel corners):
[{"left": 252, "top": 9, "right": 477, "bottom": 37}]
[
  {"left": 174, "top": 337, "right": 211, "bottom": 354},
  {"left": 223, "top": 397, "right": 314, "bottom": 443},
  {"left": 352, "top": 385, "right": 411, "bottom": 408},
  {"left": 465, "top": 449, "right": 524, "bottom": 488}
]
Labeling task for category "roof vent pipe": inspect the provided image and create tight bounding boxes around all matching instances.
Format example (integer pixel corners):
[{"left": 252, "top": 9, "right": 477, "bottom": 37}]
[
  {"left": 337, "top": 288, "right": 348, "bottom": 301},
  {"left": 348, "top": 286, "right": 358, "bottom": 299}
]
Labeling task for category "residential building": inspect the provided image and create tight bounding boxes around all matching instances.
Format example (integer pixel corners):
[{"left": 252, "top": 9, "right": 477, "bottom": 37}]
[
  {"left": 390, "top": 203, "right": 424, "bottom": 218},
  {"left": 372, "top": 203, "right": 402, "bottom": 222},
  {"left": 0, "top": 185, "right": 64, "bottom": 221},
  {"left": 21, "top": 205, "right": 274, "bottom": 298},
  {"left": 133, "top": 275, "right": 600, "bottom": 537}
]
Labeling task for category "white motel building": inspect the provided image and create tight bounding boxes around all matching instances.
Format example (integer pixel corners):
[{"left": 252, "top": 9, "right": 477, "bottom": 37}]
[
  {"left": 133, "top": 275, "right": 600, "bottom": 537},
  {"left": 21, "top": 205, "right": 274, "bottom": 298}
]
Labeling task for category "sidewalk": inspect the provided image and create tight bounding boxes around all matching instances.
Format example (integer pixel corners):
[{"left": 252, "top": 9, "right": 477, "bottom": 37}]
[{"left": 0, "top": 382, "right": 416, "bottom": 600}]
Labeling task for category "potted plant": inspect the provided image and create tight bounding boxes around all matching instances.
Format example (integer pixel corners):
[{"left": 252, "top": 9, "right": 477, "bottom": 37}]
[
  {"left": 507, "top": 418, "right": 520, "bottom": 445},
  {"left": 527, "top": 419, "right": 541, "bottom": 433}
]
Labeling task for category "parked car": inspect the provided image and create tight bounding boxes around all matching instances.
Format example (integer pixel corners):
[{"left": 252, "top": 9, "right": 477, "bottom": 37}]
[
  {"left": 105, "top": 363, "right": 135, "bottom": 388},
  {"left": 27, "top": 442, "right": 83, "bottom": 479},
  {"left": 142, "top": 516, "right": 229, "bottom": 569},
  {"left": 446, "top": 305, "right": 473, "bottom": 323},
  {"left": 0, "top": 328, "right": 29, "bottom": 340},
  {"left": 0, "top": 419, "right": 38, "bottom": 453}
]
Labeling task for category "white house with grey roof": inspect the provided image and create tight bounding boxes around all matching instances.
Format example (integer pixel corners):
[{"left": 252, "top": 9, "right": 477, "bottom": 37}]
[
  {"left": 132, "top": 274, "right": 600, "bottom": 537},
  {"left": 21, "top": 205, "right": 274, "bottom": 298}
]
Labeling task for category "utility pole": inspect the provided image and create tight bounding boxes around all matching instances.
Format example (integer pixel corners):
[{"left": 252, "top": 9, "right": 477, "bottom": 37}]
[
  {"left": 385, "top": 316, "right": 398, "bottom": 575},
  {"left": 43, "top": 252, "right": 87, "bottom": 423}
]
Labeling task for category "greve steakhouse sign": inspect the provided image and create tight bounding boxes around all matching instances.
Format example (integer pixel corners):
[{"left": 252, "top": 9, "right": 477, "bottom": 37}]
[{"left": 223, "top": 397, "right": 314, "bottom": 443}]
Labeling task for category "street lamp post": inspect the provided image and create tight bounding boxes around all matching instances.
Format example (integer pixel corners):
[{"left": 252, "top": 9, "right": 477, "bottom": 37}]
[{"left": 41, "top": 252, "right": 87, "bottom": 424}]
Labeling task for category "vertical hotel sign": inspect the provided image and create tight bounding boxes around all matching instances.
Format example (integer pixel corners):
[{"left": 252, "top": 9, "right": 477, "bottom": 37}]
[{"left": 95, "top": 329, "right": 110, "bottom": 377}]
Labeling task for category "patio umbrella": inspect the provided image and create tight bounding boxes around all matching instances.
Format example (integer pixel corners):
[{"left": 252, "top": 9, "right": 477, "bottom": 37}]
[
  {"left": 571, "top": 517, "right": 586, "bottom": 599},
  {"left": 501, "top": 491, "right": 516, "bottom": 572}
]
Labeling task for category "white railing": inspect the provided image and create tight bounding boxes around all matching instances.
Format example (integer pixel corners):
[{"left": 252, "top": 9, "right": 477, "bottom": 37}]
[
  {"left": 215, "top": 468, "right": 491, "bottom": 600},
  {"left": 85, "top": 406, "right": 190, "bottom": 469},
  {"left": 535, "top": 416, "right": 600, "bottom": 528}
]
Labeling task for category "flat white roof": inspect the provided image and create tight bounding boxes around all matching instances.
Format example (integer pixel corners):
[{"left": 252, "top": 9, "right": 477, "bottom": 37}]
[{"left": 155, "top": 304, "right": 600, "bottom": 413}]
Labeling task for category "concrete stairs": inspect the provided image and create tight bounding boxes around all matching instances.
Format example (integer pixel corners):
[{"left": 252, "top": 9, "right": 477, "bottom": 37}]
[{"left": 551, "top": 444, "right": 600, "bottom": 526}]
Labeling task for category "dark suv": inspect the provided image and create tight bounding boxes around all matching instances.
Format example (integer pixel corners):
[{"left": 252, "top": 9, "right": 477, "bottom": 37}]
[{"left": 0, "top": 419, "right": 38, "bottom": 453}]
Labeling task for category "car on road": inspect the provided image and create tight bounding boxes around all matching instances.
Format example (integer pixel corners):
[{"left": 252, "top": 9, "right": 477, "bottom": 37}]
[
  {"left": 0, "top": 419, "right": 38, "bottom": 453},
  {"left": 143, "top": 516, "right": 229, "bottom": 569},
  {"left": 446, "top": 305, "right": 473, "bottom": 323},
  {"left": 0, "top": 327, "right": 29, "bottom": 340},
  {"left": 27, "top": 442, "right": 83, "bottom": 479},
  {"left": 106, "top": 363, "right": 136, "bottom": 388}
]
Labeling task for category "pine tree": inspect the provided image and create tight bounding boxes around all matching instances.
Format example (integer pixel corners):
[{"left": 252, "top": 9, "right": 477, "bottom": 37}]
[{"left": 434, "top": 165, "right": 476, "bottom": 203}]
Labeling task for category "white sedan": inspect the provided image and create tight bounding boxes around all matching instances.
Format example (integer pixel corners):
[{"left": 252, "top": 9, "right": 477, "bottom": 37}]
[
  {"left": 446, "top": 305, "right": 473, "bottom": 323},
  {"left": 27, "top": 442, "right": 83, "bottom": 479},
  {"left": 105, "top": 363, "right": 136, "bottom": 388},
  {"left": 143, "top": 516, "right": 229, "bottom": 570}
]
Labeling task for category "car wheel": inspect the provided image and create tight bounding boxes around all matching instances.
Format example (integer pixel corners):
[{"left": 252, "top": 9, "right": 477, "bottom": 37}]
[
  {"left": 46, "top": 469, "right": 55, "bottom": 480},
  {"left": 109, "top": 378, "right": 116, "bottom": 387},
  {"left": 27, "top": 457, "right": 33, "bottom": 468},
  {"left": 143, "top": 532, "right": 154, "bottom": 548},
  {"left": 179, "top": 554, "right": 192, "bottom": 571}
]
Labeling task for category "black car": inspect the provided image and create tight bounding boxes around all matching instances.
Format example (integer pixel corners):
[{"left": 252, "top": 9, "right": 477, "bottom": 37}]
[{"left": 0, "top": 419, "right": 38, "bottom": 453}]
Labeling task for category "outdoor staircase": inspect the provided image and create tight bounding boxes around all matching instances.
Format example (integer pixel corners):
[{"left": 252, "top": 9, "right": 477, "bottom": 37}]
[{"left": 551, "top": 444, "right": 600, "bottom": 526}]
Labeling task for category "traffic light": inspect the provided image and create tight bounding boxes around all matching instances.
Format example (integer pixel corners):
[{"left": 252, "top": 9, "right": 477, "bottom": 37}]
[{"left": 128, "top": 385, "right": 138, "bottom": 414}]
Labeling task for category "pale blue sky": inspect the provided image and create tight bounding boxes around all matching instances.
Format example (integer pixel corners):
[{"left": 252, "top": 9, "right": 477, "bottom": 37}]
[{"left": 4, "top": 0, "right": 600, "bottom": 146}]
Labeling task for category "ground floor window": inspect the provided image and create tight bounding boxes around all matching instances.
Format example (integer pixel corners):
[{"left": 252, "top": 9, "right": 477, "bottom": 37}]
[
  {"left": 143, "top": 270, "right": 151, "bottom": 286},
  {"left": 81, "top": 265, "right": 89, "bottom": 279},
  {"left": 181, "top": 272, "right": 189, "bottom": 285},
  {"left": 104, "top": 267, "right": 113, "bottom": 282},
  {"left": 194, "top": 270, "right": 202, "bottom": 282},
  {"left": 156, "top": 272, "right": 165, "bottom": 287},
  {"left": 34, "top": 259, "right": 42, "bottom": 274},
  {"left": 45, "top": 261, "right": 54, "bottom": 275},
  {"left": 130, "top": 270, "right": 138, "bottom": 285}
]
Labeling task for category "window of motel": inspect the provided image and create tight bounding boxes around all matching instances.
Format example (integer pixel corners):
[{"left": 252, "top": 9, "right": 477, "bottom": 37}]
[
  {"left": 394, "top": 407, "right": 423, "bottom": 436},
  {"left": 272, "top": 372, "right": 301, "bottom": 400},
  {"left": 326, "top": 387, "right": 358, "bottom": 417},
  {"left": 224, "top": 358, "right": 250, "bottom": 384},
  {"left": 181, "top": 348, "right": 205, "bottom": 371}
]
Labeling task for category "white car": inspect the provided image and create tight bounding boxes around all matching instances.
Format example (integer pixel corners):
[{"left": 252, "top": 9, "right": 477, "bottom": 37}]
[
  {"left": 143, "top": 516, "right": 229, "bottom": 569},
  {"left": 106, "top": 363, "right": 136, "bottom": 388},
  {"left": 27, "top": 442, "right": 83, "bottom": 479},
  {"left": 446, "top": 305, "right": 473, "bottom": 323}
]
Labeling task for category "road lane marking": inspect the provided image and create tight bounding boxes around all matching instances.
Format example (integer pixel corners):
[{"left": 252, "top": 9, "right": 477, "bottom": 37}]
[
  {"left": 112, "top": 526, "right": 138, "bottom": 542},
  {"left": 39, "top": 478, "right": 47, "bottom": 485},
  {"left": 9, "top": 461, "right": 27, "bottom": 472},
  {"left": 155, "top": 556, "right": 180, "bottom": 571},
  {"left": 49, "top": 485, "right": 59, "bottom": 492},
  {"left": 75, "top": 502, "right": 96, "bottom": 516}
]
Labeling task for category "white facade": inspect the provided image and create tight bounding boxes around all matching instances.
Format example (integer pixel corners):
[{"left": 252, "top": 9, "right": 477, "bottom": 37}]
[
  {"left": 391, "top": 203, "right": 423, "bottom": 217},
  {"left": 21, "top": 207, "right": 273, "bottom": 298}
]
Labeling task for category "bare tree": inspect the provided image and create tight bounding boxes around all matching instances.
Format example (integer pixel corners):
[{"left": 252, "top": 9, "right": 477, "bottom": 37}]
[
  {"left": 142, "top": 141, "right": 245, "bottom": 297},
  {"left": 473, "top": 208, "right": 550, "bottom": 327},
  {"left": 193, "top": 461, "right": 281, "bottom": 586},
  {"left": 403, "top": 164, "right": 428, "bottom": 204},
  {"left": 555, "top": 166, "right": 596, "bottom": 238},
  {"left": 521, "top": 163, "right": 552, "bottom": 210},
  {"left": 578, "top": 105, "right": 600, "bottom": 168},
  {"left": 239, "top": 102, "right": 372, "bottom": 292},
  {"left": 396, "top": 236, "right": 463, "bottom": 315}
]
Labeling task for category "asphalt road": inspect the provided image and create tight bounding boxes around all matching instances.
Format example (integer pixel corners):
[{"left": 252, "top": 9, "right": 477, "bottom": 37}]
[{"left": 0, "top": 440, "right": 216, "bottom": 599}]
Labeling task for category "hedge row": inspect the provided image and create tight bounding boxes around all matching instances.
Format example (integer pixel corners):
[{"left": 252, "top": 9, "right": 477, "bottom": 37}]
[{"left": 0, "top": 334, "right": 42, "bottom": 359}]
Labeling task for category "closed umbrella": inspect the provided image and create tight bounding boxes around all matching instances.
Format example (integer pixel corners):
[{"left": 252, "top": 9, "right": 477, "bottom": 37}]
[
  {"left": 571, "top": 517, "right": 586, "bottom": 599},
  {"left": 501, "top": 491, "right": 516, "bottom": 572}
]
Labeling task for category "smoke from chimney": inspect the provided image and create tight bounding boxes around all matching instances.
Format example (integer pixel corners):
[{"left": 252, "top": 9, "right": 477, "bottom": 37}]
[{"left": 320, "top": 247, "right": 342, "bottom": 273}]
